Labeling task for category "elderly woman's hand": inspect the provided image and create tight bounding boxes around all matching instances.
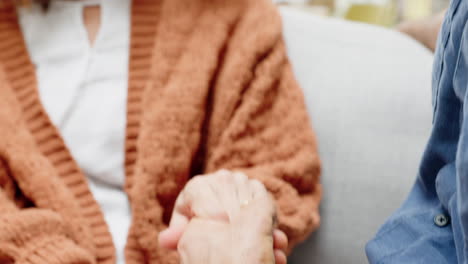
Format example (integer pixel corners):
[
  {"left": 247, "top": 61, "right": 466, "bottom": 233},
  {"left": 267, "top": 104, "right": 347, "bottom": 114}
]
[{"left": 159, "top": 170, "right": 288, "bottom": 264}]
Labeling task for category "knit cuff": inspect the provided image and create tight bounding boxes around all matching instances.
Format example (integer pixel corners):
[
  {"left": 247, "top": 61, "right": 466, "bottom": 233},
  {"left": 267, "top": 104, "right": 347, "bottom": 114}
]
[{"left": 17, "top": 235, "right": 95, "bottom": 264}]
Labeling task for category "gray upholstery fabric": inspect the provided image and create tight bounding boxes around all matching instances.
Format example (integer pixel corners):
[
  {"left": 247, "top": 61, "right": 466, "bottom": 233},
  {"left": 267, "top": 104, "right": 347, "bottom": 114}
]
[{"left": 280, "top": 8, "right": 434, "bottom": 264}]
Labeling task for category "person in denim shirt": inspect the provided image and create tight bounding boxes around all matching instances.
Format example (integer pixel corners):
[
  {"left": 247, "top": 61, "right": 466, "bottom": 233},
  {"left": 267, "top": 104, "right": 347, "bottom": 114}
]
[{"left": 367, "top": 0, "right": 468, "bottom": 263}]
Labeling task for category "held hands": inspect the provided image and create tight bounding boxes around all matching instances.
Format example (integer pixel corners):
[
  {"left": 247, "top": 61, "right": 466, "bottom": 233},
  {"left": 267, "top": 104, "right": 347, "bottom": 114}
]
[{"left": 159, "top": 170, "right": 288, "bottom": 264}]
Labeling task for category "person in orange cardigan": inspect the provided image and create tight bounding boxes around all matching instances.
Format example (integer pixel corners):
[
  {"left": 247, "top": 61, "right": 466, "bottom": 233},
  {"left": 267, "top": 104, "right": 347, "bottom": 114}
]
[{"left": 0, "top": 0, "right": 321, "bottom": 263}]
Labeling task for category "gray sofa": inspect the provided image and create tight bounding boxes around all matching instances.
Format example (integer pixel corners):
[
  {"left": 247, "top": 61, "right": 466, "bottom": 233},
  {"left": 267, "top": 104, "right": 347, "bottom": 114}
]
[{"left": 280, "top": 8, "right": 435, "bottom": 264}]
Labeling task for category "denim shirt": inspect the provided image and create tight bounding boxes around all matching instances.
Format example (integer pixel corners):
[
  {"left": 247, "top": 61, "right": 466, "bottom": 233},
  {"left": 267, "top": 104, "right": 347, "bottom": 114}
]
[{"left": 366, "top": 1, "right": 468, "bottom": 263}]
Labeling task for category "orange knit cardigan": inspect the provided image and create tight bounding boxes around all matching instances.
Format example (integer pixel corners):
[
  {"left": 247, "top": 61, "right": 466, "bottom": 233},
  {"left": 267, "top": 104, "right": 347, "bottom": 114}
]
[{"left": 0, "top": 0, "right": 321, "bottom": 263}]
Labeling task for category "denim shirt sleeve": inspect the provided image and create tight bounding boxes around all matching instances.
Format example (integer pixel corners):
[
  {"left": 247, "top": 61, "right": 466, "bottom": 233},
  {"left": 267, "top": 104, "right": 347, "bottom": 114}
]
[
  {"left": 367, "top": 1, "right": 468, "bottom": 263},
  {"left": 454, "top": 20, "right": 468, "bottom": 263}
]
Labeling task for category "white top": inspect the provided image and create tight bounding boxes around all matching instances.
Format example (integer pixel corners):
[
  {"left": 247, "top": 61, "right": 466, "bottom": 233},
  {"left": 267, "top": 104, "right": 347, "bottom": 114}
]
[{"left": 18, "top": 1, "right": 131, "bottom": 263}]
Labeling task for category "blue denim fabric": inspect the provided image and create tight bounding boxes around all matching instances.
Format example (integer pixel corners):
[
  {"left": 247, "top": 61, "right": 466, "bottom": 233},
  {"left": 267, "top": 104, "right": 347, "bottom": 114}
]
[{"left": 366, "top": 1, "right": 468, "bottom": 263}]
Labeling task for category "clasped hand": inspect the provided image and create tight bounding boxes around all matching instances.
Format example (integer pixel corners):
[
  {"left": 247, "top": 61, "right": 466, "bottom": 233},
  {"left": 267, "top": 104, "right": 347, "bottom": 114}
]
[{"left": 159, "top": 170, "right": 288, "bottom": 264}]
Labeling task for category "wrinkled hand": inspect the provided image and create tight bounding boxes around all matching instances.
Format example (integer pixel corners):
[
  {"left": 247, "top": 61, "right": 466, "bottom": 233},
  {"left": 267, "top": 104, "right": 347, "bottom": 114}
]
[{"left": 159, "top": 170, "right": 288, "bottom": 264}]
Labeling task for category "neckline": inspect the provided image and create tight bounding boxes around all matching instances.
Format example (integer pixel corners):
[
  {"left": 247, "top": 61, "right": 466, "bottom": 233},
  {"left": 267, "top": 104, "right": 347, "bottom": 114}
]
[
  {"left": 49, "top": 0, "right": 107, "bottom": 49},
  {"left": 0, "top": 0, "right": 162, "bottom": 263}
]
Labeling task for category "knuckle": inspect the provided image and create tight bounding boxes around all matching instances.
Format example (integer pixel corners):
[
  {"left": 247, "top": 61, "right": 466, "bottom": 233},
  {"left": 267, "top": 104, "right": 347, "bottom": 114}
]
[
  {"left": 250, "top": 179, "right": 266, "bottom": 191},
  {"left": 233, "top": 171, "right": 248, "bottom": 182},
  {"left": 182, "top": 177, "right": 207, "bottom": 200},
  {"left": 217, "top": 169, "right": 231, "bottom": 175},
  {"left": 186, "top": 176, "right": 205, "bottom": 189},
  {"left": 217, "top": 170, "right": 232, "bottom": 181}
]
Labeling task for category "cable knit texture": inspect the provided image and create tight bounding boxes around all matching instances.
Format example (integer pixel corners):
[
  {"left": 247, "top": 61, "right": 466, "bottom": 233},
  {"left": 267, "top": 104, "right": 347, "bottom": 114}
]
[{"left": 0, "top": 0, "right": 322, "bottom": 263}]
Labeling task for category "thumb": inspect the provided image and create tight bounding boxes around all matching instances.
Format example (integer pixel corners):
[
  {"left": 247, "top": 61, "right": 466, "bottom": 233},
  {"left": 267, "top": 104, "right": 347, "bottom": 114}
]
[
  {"left": 158, "top": 225, "right": 186, "bottom": 250},
  {"left": 158, "top": 213, "right": 189, "bottom": 250}
]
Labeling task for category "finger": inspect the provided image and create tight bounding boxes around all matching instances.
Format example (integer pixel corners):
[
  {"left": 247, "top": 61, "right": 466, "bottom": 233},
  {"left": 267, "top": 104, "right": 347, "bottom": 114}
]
[
  {"left": 248, "top": 179, "right": 276, "bottom": 220},
  {"left": 217, "top": 172, "right": 247, "bottom": 220},
  {"left": 274, "top": 249, "right": 287, "bottom": 264},
  {"left": 233, "top": 172, "right": 250, "bottom": 204},
  {"left": 160, "top": 186, "right": 192, "bottom": 250},
  {"left": 273, "top": 229, "right": 288, "bottom": 251},
  {"left": 168, "top": 193, "right": 191, "bottom": 231},
  {"left": 170, "top": 200, "right": 191, "bottom": 228},
  {"left": 184, "top": 176, "right": 227, "bottom": 220},
  {"left": 171, "top": 187, "right": 193, "bottom": 225},
  {"left": 248, "top": 179, "right": 268, "bottom": 200},
  {"left": 209, "top": 171, "right": 239, "bottom": 221},
  {"left": 158, "top": 223, "right": 187, "bottom": 250}
]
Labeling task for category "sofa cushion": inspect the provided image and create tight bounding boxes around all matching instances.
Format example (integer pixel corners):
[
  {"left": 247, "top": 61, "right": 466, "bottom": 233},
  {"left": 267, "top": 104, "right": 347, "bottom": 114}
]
[{"left": 280, "top": 7, "right": 434, "bottom": 264}]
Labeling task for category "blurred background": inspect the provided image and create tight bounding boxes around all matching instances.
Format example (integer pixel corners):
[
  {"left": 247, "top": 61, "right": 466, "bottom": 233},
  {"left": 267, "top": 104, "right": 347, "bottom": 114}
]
[{"left": 274, "top": 0, "right": 449, "bottom": 27}]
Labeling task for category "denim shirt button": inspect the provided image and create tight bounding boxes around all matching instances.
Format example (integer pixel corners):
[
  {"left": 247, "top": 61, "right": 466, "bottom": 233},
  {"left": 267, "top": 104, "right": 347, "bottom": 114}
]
[{"left": 434, "top": 214, "right": 450, "bottom": 227}]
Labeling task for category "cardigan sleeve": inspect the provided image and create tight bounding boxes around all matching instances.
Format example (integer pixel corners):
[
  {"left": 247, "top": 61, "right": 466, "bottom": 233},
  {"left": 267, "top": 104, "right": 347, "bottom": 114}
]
[
  {"left": 203, "top": 35, "right": 322, "bottom": 250},
  {"left": 0, "top": 210, "right": 96, "bottom": 264},
  {"left": 0, "top": 160, "right": 95, "bottom": 264},
  {"left": 0, "top": 69, "right": 95, "bottom": 264}
]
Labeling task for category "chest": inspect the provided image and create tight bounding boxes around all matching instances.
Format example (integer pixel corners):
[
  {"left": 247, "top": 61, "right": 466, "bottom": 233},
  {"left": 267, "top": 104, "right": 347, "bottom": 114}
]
[
  {"left": 17, "top": 0, "right": 131, "bottom": 186},
  {"left": 0, "top": 0, "right": 237, "bottom": 197}
]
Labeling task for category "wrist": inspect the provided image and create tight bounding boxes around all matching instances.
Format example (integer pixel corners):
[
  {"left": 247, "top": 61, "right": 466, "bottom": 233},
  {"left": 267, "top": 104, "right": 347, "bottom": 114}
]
[{"left": 234, "top": 226, "right": 275, "bottom": 264}]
